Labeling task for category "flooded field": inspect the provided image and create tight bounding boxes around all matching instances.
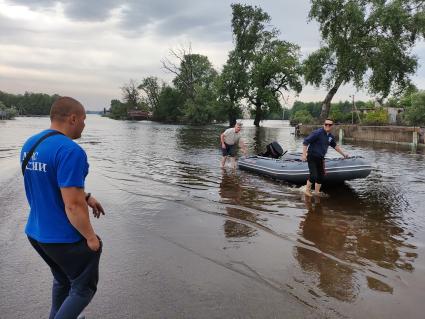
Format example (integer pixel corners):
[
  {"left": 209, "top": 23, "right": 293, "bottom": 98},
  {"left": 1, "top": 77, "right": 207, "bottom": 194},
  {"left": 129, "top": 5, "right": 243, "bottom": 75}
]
[{"left": 1, "top": 116, "right": 425, "bottom": 318}]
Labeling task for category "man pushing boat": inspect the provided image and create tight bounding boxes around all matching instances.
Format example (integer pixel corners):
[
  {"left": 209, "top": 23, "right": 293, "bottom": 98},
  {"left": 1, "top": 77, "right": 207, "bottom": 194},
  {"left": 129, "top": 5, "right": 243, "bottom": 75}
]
[
  {"left": 220, "top": 122, "right": 247, "bottom": 169},
  {"left": 301, "top": 118, "right": 349, "bottom": 196}
]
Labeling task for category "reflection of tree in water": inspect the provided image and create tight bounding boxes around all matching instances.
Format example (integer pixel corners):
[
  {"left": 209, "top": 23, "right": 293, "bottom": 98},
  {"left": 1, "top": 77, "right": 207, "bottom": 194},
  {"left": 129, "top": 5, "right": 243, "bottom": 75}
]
[
  {"left": 295, "top": 184, "right": 417, "bottom": 301},
  {"left": 176, "top": 123, "right": 285, "bottom": 156},
  {"left": 219, "top": 169, "right": 268, "bottom": 239},
  {"left": 251, "top": 126, "right": 281, "bottom": 155},
  {"left": 176, "top": 125, "right": 225, "bottom": 151}
]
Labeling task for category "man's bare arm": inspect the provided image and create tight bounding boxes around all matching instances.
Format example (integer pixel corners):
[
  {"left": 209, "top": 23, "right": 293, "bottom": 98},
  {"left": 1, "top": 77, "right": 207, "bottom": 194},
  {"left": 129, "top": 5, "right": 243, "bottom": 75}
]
[
  {"left": 301, "top": 145, "right": 308, "bottom": 161},
  {"left": 61, "top": 187, "right": 100, "bottom": 251},
  {"left": 220, "top": 133, "right": 226, "bottom": 148},
  {"left": 335, "top": 145, "right": 349, "bottom": 158}
]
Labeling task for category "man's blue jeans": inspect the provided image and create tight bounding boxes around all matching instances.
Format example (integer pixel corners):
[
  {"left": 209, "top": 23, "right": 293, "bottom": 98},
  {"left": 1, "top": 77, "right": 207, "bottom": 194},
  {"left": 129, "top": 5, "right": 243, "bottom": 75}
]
[{"left": 28, "top": 236, "right": 102, "bottom": 319}]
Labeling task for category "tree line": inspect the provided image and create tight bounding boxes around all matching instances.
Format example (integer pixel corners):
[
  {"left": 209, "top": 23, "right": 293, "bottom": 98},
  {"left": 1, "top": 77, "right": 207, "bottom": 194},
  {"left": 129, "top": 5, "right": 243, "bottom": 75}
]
[
  {"left": 0, "top": 91, "right": 60, "bottom": 119},
  {"left": 290, "top": 85, "right": 425, "bottom": 126},
  {"left": 111, "top": 1, "right": 425, "bottom": 126}
]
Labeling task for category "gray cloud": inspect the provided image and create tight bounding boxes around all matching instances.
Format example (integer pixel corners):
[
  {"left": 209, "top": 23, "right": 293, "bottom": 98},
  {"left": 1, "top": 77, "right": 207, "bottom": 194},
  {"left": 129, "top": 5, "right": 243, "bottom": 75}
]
[
  {"left": 5, "top": 0, "right": 314, "bottom": 45},
  {"left": 2, "top": 0, "right": 424, "bottom": 110},
  {"left": 7, "top": 0, "right": 118, "bottom": 21}
]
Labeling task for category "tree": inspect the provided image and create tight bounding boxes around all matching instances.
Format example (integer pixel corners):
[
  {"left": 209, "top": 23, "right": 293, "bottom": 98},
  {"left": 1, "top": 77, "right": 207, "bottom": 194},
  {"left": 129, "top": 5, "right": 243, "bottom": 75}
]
[
  {"left": 121, "top": 79, "right": 140, "bottom": 110},
  {"left": 0, "top": 101, "right": 18, "bottom": 119},
  {"left": 290, "top": 101, "right": 322, "bottom": 120},
  {"left": 109, "top": 99, "right": 127, "bottom": 120},
  {"left": 304, "top": 0, "right": 425, "bottom": 121},
  {"left": 162, "top": 47, "right": 218, "bottom": 101},
  {"left": 329, "top": 101, "right": 354, "bottom": 123},
  {"left": 292, "top": 110, "right": 314, "bottom": 124},
  {"left": 0, "top": 90, "right": 59, "bottom": 115},
  {"left": 216, "top": 56, "right": 245, "bottom": 126},
  {"left": 182, "top": 85, "right": 219, "bottom": 125},
  {"left": 227, "top": 4, "right": 303, "bottom": 126},
  {"left": 154, "top": 86, "right": 185, "bottom": 123},
  {"left": 138, "top": 76, "right": 164, "bottom": 111},
  {"left": 162, "top": 46, "right": 220, "bottom": 125},
  {"left": 404, "top": 90, "right": 425, "bottom": 126}
]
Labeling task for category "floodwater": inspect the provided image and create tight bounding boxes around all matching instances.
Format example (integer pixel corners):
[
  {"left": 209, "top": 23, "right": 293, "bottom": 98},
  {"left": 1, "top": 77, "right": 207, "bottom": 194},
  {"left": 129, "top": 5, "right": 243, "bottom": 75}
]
[{"left": 1, "top": 116, "right": 425, "bottom": 318}]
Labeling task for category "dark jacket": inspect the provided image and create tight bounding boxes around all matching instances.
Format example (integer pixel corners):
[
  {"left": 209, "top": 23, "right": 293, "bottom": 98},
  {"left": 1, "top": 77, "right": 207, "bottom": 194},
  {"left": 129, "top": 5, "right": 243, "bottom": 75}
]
[{"left": 303, "top": 127, "right": 337, "bottom": 158}]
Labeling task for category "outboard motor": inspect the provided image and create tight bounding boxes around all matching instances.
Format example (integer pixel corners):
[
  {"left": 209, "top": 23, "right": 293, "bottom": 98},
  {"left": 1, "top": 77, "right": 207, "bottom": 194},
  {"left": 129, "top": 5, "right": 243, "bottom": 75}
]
[{"left": 260, "top": 141, "right": 284, "bottom": 159}]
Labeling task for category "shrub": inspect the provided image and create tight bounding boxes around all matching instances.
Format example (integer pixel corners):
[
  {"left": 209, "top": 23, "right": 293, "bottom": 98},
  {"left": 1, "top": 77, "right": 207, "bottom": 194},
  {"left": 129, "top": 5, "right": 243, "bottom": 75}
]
[
  {"left": 291, "top": 110, "right": 313, "bottom": 124},
  {"left": 363, "top": 108, "right": 389, "bottom": 125}
]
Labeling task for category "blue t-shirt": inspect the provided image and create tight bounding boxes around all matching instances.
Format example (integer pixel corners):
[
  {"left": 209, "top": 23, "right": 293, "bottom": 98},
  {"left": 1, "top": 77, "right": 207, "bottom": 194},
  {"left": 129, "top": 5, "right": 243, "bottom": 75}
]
[
  {"left": 21, "top": 129, "right": 89, "bottom": 243},
  {"left": 303, "top": 127, "right": 337, "bottom": 158}
]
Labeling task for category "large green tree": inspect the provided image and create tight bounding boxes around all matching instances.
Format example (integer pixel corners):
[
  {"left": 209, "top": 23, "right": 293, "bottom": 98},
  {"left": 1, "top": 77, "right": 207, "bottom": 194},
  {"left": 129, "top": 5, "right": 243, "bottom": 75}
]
[
  {"left": 154, "top": 86, "right": 185, "bottom": 123},
  {"left": 225, "top": 4, "right": 303, "bottom": 127},
  {"left": 162, "top": 48, "right": 220, "bottom": 124},
  {"left": 216, "top": 55, "right": 245, "bottom": 127},
  {"left": 163, "top": 49, "right": 218, "bottom": 100},
  {"left": 305, "top": 0, "right": 425, "bottom": 121}
]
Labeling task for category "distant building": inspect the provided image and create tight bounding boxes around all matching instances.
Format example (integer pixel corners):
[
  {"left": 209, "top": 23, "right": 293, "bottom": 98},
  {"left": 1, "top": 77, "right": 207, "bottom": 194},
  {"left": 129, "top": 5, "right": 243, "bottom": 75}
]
[
  {"left": 385, "top": 107, "right": 404, "bottom": 124},
  {"left": 127, "top": 110, "right": 151, "bottom": 120}
]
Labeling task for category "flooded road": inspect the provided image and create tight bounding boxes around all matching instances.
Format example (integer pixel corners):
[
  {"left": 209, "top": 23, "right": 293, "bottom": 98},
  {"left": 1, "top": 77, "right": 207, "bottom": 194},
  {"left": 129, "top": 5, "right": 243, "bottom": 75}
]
[{"left": 1, "top": 116, "right": 425, "bottom": 318}]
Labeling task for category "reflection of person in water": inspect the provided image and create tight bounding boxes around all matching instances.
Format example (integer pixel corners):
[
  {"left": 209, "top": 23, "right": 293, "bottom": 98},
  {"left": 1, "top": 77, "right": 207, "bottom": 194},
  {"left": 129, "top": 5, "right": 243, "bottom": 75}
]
[
  {"left": 219, "top": 170, "right": 258, "bottom": 239},
  {"left": 296, "top": 196, "right": 357, "bottom": 302}
]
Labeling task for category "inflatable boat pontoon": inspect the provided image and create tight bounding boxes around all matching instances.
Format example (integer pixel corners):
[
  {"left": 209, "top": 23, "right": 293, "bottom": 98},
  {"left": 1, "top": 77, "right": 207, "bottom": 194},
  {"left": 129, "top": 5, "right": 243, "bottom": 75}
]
[{"left": 238, "top": 142, "right": 372, "bottom": 184}]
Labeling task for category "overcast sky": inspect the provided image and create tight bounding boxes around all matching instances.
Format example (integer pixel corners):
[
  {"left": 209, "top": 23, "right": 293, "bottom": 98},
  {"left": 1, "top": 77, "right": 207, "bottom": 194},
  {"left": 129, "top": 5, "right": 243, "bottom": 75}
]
[{"left": 1, "top": 0, "right": 424, "bottom": 110}]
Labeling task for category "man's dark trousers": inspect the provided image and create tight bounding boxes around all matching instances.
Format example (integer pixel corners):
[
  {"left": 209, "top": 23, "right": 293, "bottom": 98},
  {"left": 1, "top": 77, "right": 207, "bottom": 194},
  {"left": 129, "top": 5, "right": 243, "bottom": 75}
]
[
  {"left": 28, "top": 236, "right": 102, "bottom": 319},
  {"left": 307, "top": 154, "right": 325, "bottom": 185}
]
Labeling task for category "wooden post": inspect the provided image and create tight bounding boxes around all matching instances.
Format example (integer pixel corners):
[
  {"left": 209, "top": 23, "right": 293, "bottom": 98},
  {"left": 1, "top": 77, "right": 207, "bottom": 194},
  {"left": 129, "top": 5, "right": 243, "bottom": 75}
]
[
  {"left": 412, "top": 131, "right": 418, "bottom": 148},
  {"left": 339, "top": 128, "right": 344, "bottom": 145}
]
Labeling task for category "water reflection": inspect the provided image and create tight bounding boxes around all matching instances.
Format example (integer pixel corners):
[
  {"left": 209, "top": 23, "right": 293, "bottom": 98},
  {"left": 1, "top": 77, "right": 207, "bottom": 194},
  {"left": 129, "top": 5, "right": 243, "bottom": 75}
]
[
  {"left": 295, "top": 184, "right": 418, "bottom": 301},
  {"left": 176, "top": 125, "right": 224, "bottom": 151},
  {"left": 219, "top": 169, "right": 259, "bottom": 239},
  {"left": 296, "top": 196, "right": 358, "bottom": 301},
  {"left": 251, "top": 126, "right": 281, "bottom": 155}
]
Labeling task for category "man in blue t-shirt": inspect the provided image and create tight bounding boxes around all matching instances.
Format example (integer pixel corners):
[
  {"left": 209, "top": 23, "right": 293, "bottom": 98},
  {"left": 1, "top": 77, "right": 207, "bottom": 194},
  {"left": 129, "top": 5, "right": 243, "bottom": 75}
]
[
  {"left": 21, "top": 97, "right": 105, "bottom": 319},
  {"left": 301, "top": 118, "right": 349, "bottom": 196}
]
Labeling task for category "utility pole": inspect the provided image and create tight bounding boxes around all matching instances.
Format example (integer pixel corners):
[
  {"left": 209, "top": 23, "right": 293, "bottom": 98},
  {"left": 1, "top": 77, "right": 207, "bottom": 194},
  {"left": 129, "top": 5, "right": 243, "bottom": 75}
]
[{"left": 350, "top": 94, "right": 362, "bottom": 124}]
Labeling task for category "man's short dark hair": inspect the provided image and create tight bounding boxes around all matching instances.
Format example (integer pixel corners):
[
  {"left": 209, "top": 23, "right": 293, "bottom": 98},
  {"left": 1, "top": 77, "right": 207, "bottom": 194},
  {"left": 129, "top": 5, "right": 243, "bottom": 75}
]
[
  {"left": 325, "top": 118, "right": 334, "bottom": 123},
  {"left": 50, "top": 97, "right": 84, "bottom": 121}
]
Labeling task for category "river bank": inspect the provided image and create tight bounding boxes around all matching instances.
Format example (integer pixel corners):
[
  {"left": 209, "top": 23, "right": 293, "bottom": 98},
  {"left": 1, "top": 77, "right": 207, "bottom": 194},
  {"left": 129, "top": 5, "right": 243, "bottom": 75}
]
[{"left": 299, "top": 124, "right": 425, "bottom": 148}]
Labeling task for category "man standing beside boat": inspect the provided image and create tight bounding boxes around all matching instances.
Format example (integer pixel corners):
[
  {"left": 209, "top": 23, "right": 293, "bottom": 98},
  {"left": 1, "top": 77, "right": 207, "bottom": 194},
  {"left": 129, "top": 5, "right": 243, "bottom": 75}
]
[
  {"left": 301, "top": 119, "right": 349, "bottom": 196},
  {"left": 220, "top": 122, "right": 247, "bottom": 168}
]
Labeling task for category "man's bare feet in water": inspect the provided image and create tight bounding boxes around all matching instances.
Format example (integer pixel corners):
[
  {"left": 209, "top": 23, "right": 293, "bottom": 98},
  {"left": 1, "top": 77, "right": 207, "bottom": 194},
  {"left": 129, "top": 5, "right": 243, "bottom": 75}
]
[
  {"left": 305, "top": 190, "right": 313, "bottom": 197},
  {"left": 300, "top": 185, "right": 313, "bottom": 197},
  {"left": 313, "top": 191, "right": 328, "bottom": 198}
]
